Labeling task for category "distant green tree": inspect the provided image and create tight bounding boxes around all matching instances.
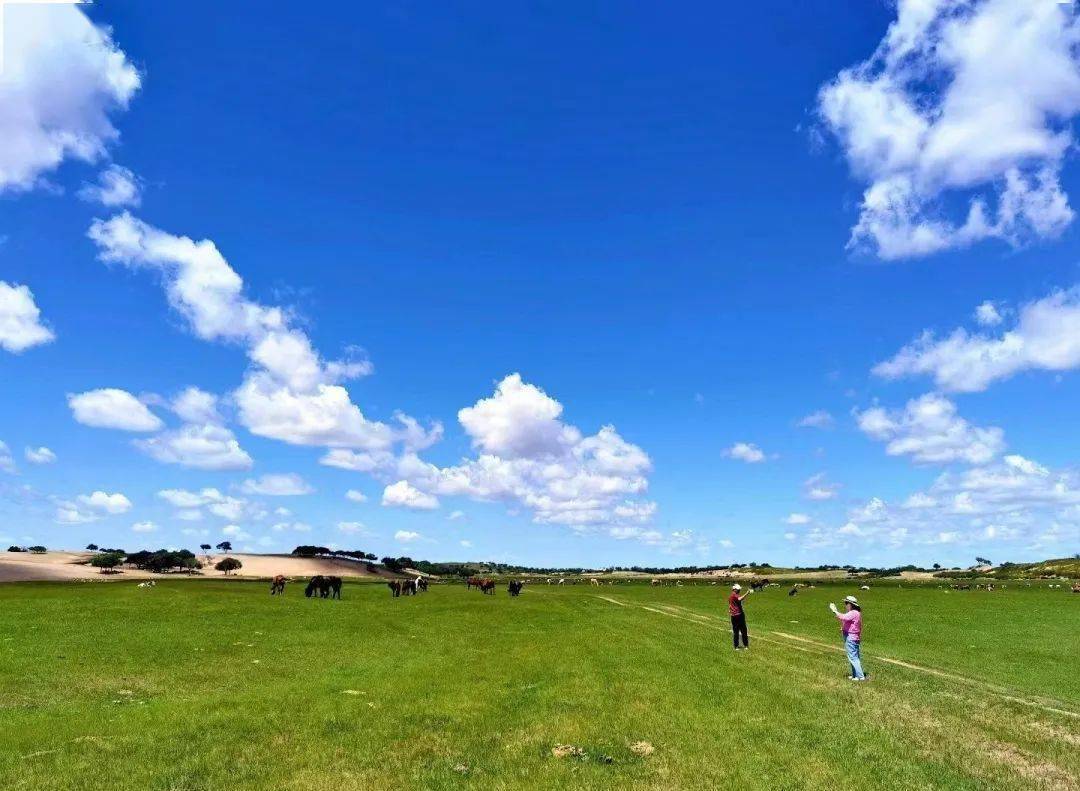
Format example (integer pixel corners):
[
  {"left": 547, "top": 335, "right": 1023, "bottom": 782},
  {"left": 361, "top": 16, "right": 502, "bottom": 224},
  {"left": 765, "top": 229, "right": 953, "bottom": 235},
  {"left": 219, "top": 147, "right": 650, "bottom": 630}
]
[
  {"left": 975, "top": 556, "right": 992, "bottom": 566},
  {"left": 216, "top": 541, "right": 233, "bottom": 553},
  {"left": 933, "top": 563, "right": 941, "bottom": 569},
  {"left": 7, "top": 545, "right": 24, "bottom": 552},
  {"left": 90, "top": 552, "right": 124, "bottom": 573},
  {"left": 215, "top": 557, "right": 242, "bottom": 575},
  {"left": 200, "top": 543, "right": 212, "bottom": 554},
  {"left": 27, "top": 545, "right": 46, "bottom": 554},
  {"left": 86, "top": 543, "right": 99, "bottom": 551}
]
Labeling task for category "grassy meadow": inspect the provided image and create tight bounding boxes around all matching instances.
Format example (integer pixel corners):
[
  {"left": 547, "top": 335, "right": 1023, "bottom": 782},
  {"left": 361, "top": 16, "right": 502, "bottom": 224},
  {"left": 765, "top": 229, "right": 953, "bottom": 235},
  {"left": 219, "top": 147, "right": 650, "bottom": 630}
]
[{"left": 0, "top": 579, "right": 1077, "bottom": 790}]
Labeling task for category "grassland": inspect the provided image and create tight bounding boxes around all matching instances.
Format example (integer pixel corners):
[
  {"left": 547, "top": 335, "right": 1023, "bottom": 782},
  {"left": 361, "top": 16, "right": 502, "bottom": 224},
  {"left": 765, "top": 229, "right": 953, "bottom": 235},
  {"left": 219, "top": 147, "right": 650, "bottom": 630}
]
[{"left": 1, "top": 579, "right": 1077, "bottom": 790}]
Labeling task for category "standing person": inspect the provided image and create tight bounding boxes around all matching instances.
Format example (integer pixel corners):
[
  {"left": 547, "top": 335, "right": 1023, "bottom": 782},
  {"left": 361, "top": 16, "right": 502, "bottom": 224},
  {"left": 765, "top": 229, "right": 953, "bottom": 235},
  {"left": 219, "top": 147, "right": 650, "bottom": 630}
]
[
  {"left": 829, "top": 595, "right": 866, "bottom": 681},
  {"left": 728, "top": 583, "right": 753, "bottom": 650}
]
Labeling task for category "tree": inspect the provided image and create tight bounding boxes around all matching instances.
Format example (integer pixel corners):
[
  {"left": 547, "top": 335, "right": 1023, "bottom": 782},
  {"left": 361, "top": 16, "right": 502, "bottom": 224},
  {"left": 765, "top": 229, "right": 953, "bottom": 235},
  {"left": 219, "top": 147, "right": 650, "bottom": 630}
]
[
  {"left": 216, "top": 541, "right": 232, "bottom": 552},
  {"left": 86, "top": 543, "right": 99, "bottom": 551},
  {"left": 7, "top": 546, "right": 24, "bottom": 552},
  {"left": 91, "top": 552, "right": 124, "bottom": 573},
  {"left": 27, "top": 545, "right": 46, "bottom": 554},
  {"left": 215, "top": 557, "right": 242, "bottom": 575},
  {"left": 200, "top": 543, "right": 212, "bottom": 554},
  {"left": 932, "top": 563, "right": 941, "bottom": 569},
  {"left": 975, "top": 556, "right": 992, "bottom": 566}
]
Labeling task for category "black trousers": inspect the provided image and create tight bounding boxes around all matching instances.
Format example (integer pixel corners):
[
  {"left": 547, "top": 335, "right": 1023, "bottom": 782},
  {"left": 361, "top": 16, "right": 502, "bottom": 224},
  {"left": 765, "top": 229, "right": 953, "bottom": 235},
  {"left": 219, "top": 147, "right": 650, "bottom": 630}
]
[{"left": 730, "top": 613, "right": 749, "bottom": 648}]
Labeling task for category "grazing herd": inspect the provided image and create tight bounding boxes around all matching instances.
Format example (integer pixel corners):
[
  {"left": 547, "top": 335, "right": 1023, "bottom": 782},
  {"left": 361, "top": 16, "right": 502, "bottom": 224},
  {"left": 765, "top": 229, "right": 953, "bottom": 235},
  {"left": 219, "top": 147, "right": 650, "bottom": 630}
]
[
  {"left": 466, "top": 576, "right": 497, "bottom": 594},
  {"left": 304, "top": 575, "right": 343, "bottom": 599},
  {"left": 387, "top": 577, "right": 429, "bottom": 597}
]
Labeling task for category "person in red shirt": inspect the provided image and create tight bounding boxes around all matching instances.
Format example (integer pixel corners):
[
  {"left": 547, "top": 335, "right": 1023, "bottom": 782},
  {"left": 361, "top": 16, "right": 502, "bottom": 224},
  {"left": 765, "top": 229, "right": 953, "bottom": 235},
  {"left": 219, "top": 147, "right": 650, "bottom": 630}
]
[{"left": 728, "top": 583, "right": 754, "bottom": 650}]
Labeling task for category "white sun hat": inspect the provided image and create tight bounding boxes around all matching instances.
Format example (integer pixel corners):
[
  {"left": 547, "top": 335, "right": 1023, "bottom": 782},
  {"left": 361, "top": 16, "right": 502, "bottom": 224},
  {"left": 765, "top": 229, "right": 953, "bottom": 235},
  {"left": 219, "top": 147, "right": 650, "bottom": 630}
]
[
  {"left": 732, "top": 583, "right": 742, "bottom": 590},
  {"left": 844, "top": 595, "right": 859, "bottom": 605}
]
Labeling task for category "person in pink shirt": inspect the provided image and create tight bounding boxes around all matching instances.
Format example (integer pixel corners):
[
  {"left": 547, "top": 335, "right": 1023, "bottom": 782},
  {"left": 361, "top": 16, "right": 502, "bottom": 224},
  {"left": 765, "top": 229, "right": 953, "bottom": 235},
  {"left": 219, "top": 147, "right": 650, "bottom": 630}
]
[{"left": 829, "top": 595, "right": 866, "bottom": 681}]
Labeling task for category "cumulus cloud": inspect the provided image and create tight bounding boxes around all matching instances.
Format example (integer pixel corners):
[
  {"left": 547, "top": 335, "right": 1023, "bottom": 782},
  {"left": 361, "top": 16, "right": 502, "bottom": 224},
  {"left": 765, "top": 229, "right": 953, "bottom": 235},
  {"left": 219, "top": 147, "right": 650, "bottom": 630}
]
[
  {"left": 136, "top": 423, "right": 252, "bottom": 470},
  {"left": 797, "top": 410, "right": 835, "bottom": 429},
  {"left": 818, "top": 0, "right": 1080, "bottom": 258},
  {"left": 344, "top": 489, "right": 367, "bottom": 503},
  {"left": 382, "top": 480, "right": 439, "bottom": 510},
  {"left": 724, "top": 442, "right": 766, "bottom": 463},
  {"left": 875, "top": 286, "right": 1080, "bottom": 392},
  {"left": 132, "top": 387, "right": 253, "bottom": 470},
  {"left": 57, "top": 489, "right": 131, "bottom": 523},
  {"left": 0, "top": 4, "right": 140, "bottom": 193},
  {"left": 0, "top": 281, "right": 54, "bottom": 352},
  {"left": 24, "top": 446, "right": 56, "bottom": 465},
  {"left": 87, "top": 214, "right": 438, "bottom": 453},
  {"left": 974, "top": 301, "right": 1003, "bottom": 327},
  {"left": 788, "top": 454, "right": 1080, "bottom": 552},
  {"left": 157, "top": 487, "right": 254, "bottom": 522},
  {"left": 804, "top": 472, "right": 840, "bottom": 501},
  {"left": 856, "top": 393, "right": 1005, "bottom": 465},
  {"left": 394, "top": 530, "right": 422, "bottom": 543},
  {"left": 366, "top": 375, "right": 656, "bottom": 531},
  {"left": 131, "top": 520, "right": 156, "bottom": 533},
  {"left": 78, "top": 164, "right": 141, "bottom": 207},
  {"left": 240, "top": 473, "right": 313, "bottom": 496},
  {"left": 785, "top": 513, "right": 811, "bottom": 525},
  {"left": 0, "top": 441, "right": 15, "bottom": 474},
  {"left": 336, "top": 521, "right": 369, "bottom": 535},
  {"left": 68, "top": 388, "right": 163, "bottom": 432}
]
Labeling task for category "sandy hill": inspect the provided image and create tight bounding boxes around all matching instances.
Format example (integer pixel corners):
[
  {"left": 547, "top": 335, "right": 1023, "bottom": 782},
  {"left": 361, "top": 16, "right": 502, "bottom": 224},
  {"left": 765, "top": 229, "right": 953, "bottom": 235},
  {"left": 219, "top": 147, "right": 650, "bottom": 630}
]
[{"left": 0, "top": 551, "right": 397, "bottom": 583}]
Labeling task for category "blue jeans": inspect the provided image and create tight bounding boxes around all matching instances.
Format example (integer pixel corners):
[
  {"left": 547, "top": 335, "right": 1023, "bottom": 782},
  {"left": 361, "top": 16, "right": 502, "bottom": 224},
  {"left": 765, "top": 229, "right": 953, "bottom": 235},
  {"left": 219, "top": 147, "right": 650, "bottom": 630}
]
[{"left": 845, "top": 636, "right": 865, "bottom": 679}]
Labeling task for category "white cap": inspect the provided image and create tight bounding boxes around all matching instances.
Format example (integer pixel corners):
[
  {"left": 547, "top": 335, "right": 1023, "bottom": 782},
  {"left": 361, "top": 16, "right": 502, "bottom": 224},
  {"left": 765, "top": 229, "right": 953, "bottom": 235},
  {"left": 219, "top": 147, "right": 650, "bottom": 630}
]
[
  {"left": 732, "top": 583, "right": 742, "bottom": 591},
  {"left": 844, "top": 595, "right": 859, "bottom": 605}
]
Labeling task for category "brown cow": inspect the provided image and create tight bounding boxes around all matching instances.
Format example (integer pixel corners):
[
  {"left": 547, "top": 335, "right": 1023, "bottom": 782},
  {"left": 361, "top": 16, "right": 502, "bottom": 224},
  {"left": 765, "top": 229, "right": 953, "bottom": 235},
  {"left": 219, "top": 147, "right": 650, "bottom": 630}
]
[
  {"left": 387, "top": 581, "right": 401, "bottom": 597},
  {"left": 270, "top": 575, "right": 286, "bottom": 595}
]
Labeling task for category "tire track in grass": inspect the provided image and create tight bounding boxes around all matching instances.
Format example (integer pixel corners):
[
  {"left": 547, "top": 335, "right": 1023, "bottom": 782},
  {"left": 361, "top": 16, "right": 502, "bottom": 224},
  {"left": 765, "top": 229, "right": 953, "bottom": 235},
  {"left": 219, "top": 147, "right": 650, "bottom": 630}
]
[{"left": 594, "top": 594, "right": 1080, "bottom": 718}]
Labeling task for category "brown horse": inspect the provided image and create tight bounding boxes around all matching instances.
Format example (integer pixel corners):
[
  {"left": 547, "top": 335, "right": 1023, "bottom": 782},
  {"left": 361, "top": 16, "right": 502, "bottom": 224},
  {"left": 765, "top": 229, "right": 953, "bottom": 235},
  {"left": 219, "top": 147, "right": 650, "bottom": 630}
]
[
  {"left": 270, "top": 575, "right": 286, "bottom": 595},
  {"left": 479, "top": 579, "right": 496, "bottom": 595},
  {"left": 387, "top": 581, "right": 402, "bottom": 597}
]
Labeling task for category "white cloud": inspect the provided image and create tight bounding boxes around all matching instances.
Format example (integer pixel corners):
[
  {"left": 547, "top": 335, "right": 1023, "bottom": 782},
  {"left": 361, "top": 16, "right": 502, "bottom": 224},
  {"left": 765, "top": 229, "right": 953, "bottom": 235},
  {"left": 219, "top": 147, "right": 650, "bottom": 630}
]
[
  {"left": 797, "top": 410, "right": 835, "bottom": 429},
  {"left": 0, "top": 441, "right": 15, "bottom": 474},
  {"left": 170, "top": 387, "right": 222, "bottom": 425},
  {"left": 448, "top": 509, "right": 465, "bottom": 521},
  {"left": 790, "top": 452, "right": 1080, "bottom": 552},
  {"left": 274, "top": 506, "right": 291, "bottom": 516},
  {"left": 131, "top": 520, "right": 157, "bottom": 533},
  {"left": 157, "top": 487, "right": 254, "bottom": 522},
  {"left": 818, "top": 0, "right": 1080, "bottom": 258},
  {"left": 78, "top": 491, "right": 131, "bottom": 514},
  {"left": 240, "top": 473, "right": 313, "bottom": 496},
  {"left": 136, "top": 423, "right": 253, "bottom": 470},
  {"left": 57, "top": 489, "right": 132, "bottom": 523},
  {"left": 874, "top": 286, "right": 1080, "bottom": 392},
  {"left": 459, "top": 539, "right": 473, "bottom": 548},
  {"left": 458, "top": 373, "right": 580, "bottom": 458},
  {"left": 336, "top": 521, "right": 369, "bottom": 535},
  {"left": 68, "top": 388, "right": 163, "bottom": 432},
  {"left": 87, "top": 214, "right": 437, "bottom": 453},
  {"left": 718, "top": 539, "right": 734, "bottom": 548},
  {"left": 804, "top": 472, "right": 840, "bottom": 501},
  {"left": 221, "top": 525, "right": 251, "bottom": 540},
  {"left": 723, "top": 442, "right": 766, "bottom": 464},
  {"left": 24, "top": 446, "right": 56, "bottom": 465},
  {"left": 382, "top": 480, "right": 439, "bottom": 510},
  {"left": 856, "top": 393, "right": 1005, "bottom": 465},
  {"left": 0, "top": 4, "right": 140, "bottom": 193},
  {"left": 176, "top": 509, "right": 204, "bottom": 522},
  {"left": 0, "top": 281, "right": 54, "bottom": 352},
  {"left": 344, "top": 489, "right": 367, "bottom": 503},
  {"left": 373, "top": 375, "right": 655, "bottom": 529},
  {"left": 394, "top": 530, "right": 421, "bottom": 543},
  {"left": 784, "top": 513, "right": 811, "bottom": 525},
  {"left": 78, "top": 164, "right": 141, "bottom": 207},
  {"left": 974, "top": 301, "right": 1003, "bottom": 327}
]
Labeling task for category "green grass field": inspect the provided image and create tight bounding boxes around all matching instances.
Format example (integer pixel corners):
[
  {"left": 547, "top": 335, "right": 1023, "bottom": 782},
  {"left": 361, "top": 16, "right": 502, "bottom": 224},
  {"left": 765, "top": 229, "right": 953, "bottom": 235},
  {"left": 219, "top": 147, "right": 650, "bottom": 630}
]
[{"left": 1, "top": 580, "right": 1077, "bottom": 790}]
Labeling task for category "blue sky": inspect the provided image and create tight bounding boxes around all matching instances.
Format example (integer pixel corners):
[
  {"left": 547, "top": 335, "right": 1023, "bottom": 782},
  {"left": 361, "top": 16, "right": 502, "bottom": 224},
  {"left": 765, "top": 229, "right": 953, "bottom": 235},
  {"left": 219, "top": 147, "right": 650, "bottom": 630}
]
[{"left": 1, "top": 0, "right": 1078, "bottom": 568}]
